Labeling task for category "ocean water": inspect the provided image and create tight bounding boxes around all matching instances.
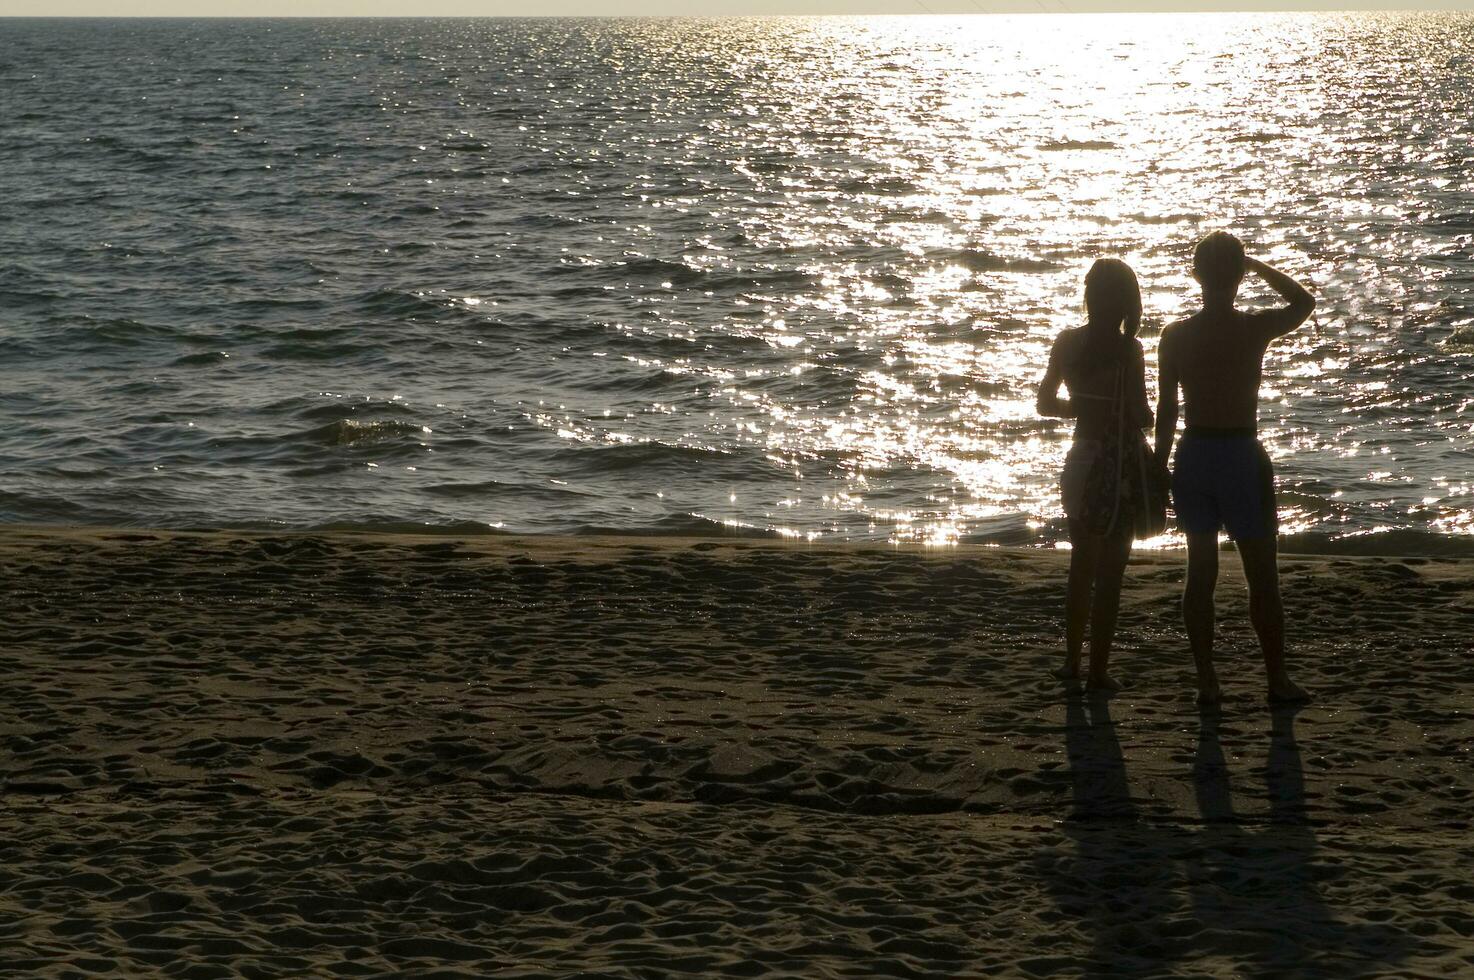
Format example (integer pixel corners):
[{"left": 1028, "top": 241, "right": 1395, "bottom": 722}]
[{"left": 2, "top": 14, "right": 1472, "bottom": 553}]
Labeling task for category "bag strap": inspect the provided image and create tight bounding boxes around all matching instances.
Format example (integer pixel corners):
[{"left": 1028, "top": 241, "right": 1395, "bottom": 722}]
[{"left": 1105, "top": 361, "right": 1127, "bottom": 534}]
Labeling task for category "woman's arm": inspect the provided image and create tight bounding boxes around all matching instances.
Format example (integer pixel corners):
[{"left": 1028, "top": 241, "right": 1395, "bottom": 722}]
[
  {"left": 1036, "top": 338, "right": 1074, "bottom": 418},
  {"left": 1131, "top": 340, "right": 1153, "bottom": 429}
]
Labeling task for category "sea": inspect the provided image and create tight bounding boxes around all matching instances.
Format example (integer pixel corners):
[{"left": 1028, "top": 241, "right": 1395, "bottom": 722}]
[{"left": 2, "top": 13, "right": 1472, "bottom": 553}]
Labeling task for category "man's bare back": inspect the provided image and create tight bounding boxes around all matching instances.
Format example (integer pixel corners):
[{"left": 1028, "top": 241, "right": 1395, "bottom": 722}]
[
  {"left": 1154, "top": 238, "right": 1315, "bottom": 705},
  {"left": 1158, "top": 258, "right": 1315, "bottom": 432}
]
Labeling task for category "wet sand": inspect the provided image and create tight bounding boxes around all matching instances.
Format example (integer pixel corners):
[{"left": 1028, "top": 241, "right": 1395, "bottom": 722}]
[{"left": 1, "top": 527, "right": 1471, "bottom": 977}]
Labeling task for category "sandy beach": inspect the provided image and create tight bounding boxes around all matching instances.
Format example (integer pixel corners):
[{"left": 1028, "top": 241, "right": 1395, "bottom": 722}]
[{"left": 1, "top": 527, "right": 1471, "bottom": 977}]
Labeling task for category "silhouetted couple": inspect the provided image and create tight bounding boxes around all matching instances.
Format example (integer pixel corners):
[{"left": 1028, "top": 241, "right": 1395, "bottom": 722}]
[{"left": 1038, "top": 231, "right": 1315, "bottom": 705}]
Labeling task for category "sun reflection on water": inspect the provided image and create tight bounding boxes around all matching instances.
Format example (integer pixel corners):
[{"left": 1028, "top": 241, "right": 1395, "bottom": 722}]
[
  {"left": 606, "top": 12, "right": 1474, "bottom": 548},
  {"left": 3, "top": 14, "right": 1471, "bottom": 545}
]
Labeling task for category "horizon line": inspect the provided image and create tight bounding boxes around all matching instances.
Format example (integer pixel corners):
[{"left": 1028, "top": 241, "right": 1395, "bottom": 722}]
[{"left": 5, "top": 5, "right": 1474, "bottom": 17}]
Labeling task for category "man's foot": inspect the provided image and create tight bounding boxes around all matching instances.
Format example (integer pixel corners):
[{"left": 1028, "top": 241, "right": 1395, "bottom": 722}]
[
  {"left": 1268, "top": 676, "right": 1311, "bottom": 704},
  {"left": 1086, "top": 673, "right": 1122, "bottom": 696}
]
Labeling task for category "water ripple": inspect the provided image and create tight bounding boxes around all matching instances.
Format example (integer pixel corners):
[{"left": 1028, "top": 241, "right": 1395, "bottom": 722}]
[{"left": 1, "top": 13, "right": 1472, "bottom": 552}]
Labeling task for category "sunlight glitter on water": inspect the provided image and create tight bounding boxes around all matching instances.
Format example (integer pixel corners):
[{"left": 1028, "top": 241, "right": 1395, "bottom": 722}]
[
  {"left": 0, "top": 14, "right": 1470, "bottom": 552},
  {"left": 701, "top": 14, "right": 1473, "bottom": 547}
]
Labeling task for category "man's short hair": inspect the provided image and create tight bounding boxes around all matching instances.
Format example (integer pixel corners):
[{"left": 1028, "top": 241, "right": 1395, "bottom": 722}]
[{"left": 1193, "top": 231, "right": 1245, "bottom": 292}]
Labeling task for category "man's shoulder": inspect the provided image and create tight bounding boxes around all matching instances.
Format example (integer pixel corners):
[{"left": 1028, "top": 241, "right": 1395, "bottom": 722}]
[{"left": 1158, "top": 315, "right": 1197, "bottom": 347}]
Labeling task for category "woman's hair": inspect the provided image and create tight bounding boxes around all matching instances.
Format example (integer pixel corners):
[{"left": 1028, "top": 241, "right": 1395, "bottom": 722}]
[{"left": 1083, "top": 258, "right": 1142, "bottom": 339}]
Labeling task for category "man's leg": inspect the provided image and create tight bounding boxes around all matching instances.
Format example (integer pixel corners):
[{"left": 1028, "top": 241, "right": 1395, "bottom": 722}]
[
  {"left": 1184, "top": 532, "right": 1221, "bottom": 704},
  {"left": 1086, "top": 527, "right": 1132, "bottom": 694},
  {"left": 1057, "top": 520, "right": 1099, "bottom": 683},
  {"left": 1235, "top": 535, "right": 1309, "bottom": 703}
]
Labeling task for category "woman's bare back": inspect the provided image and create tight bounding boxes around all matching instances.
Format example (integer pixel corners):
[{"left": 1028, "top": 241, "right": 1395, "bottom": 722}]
[{"left": 1051, "top": 328, "right": 1149, "bottom": 439}]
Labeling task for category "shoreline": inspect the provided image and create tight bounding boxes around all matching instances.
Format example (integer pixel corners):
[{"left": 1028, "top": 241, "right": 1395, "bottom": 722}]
[
  {"left": 5, "top": 520, "right": 1474, "bottom": 558},
  {"left": 1, "top": 526, "right": 1470, "bottom": 975}
]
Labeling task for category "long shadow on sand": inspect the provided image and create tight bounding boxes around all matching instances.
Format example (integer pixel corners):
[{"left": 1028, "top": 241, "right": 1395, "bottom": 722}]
[{"left": 1042, "top": 700, "right": 1416, "bottom": 978}]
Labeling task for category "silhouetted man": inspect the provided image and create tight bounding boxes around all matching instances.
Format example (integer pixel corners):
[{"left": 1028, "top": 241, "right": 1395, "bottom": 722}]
[{"left": 1155, "top": 232, "right": 1314, "bottom": 705}]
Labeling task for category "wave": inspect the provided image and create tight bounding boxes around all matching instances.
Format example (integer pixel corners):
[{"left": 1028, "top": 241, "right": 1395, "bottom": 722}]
[
  {"left": 292, "top": 399, "right": 418, "bottom": 423},
  {"left": 227, "top": 295, "right": 331, "bottom": 313},
  {"left": 605, "top": 257, "right": 708, "bottom": 286},
  {"left": 199, "top": 417, "right": 433, "bottom": 466},
  {"left": 580, "top": 365, "right": 692, "bottom": 394},
  {"left": 439, "top": 138, "right": 491, "bottom": 153},
  {"left": 1442, "top": 324, "right": 1474, "bottom": 350},
  {"left": 1277, "top": 529, "right": 1474, "bottom": 558},
  {"left": 570, "top": 512, "right": 786, "bottom": 539},
  {"left": 553, "top": 524, "right": 1474, "bottom": 556},
  {"left": 1227, "top": 132, "right": 1290, "bottom": 143},
  {"left": 259, "top": 340, "right": 380, "bottom": 362},
  {"left": 704, "top": 268, "right": 819, "bottom": 293},
  {"left": 355, "top": 288, "right": 459, "bottom": 320},
  {"left": 576, "top": 256, "right": 821, "bottom": 295},
  {"left": 0, "top": 490, "right": 108, "bottom": 525},
  {"left": 837, "top": 176, "right": 921, "bottom": 195},
  {"left": 878, "top": 208, "right": 954, "bottom": 226},
  {"left": 1037, "top": 139, "right": 1119, "bottom": 151},
  {"left": 957, "top": 514, "right": 1039, "bottom": 546},
  {"left": 171, "top": 351, "right": 231, "bottom": 367},
  {"left": 423, "top": 479, "right": 595, "bottom": 502},
  {"left": 302, "top": 419, "right": 427, "bottom": 447},
  {"left": 302, "top": 519, "right": 511, "bottom": 536},
  {"left": 1428, "top": 212, "right": 1474, "bottom": 232},
  {"left": 550, "top": 441, "right": 768, "bottom": 479},
  {"left": 0, "top": 285, "right": 63, "bottom": 311},
  {"left": 78, "top": 317, "right": 186, "bottom": 346},
  {"left": 927, "top": 247, "right": 1060, "bottom": 274},
  {"left": 1123, "top": 211, "right": 1204, "bottom": 225}
]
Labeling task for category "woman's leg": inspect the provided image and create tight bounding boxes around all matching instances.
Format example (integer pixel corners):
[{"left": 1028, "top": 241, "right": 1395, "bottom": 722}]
[
  {"left": 1059, "top": 518, "right": 1099, "bottom": 680},
  {"left": 1086, "top": 527, "right": 1133, "bottom": 692}
]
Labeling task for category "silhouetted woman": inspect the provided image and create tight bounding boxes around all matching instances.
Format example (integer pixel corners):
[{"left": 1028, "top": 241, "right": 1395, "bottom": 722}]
[{"left": 1037, "top": 258, "right": 1153, "bottom": 694}]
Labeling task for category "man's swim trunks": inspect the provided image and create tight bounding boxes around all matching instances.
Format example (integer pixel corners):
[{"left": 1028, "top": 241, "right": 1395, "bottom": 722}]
[{"left": 1171, "top": 426, "right": 1278, "bottom": 541}]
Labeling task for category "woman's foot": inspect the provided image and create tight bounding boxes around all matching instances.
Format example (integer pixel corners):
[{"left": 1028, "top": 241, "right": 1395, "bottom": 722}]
[
  {"left": 1086, "top": 672, "right": 1122, "bottom": 696},
  {"left": 1194, "top": 661, "right": 1222, "bottom": 706},
  {"left": 1052, "top": 660, "right": 1082, "bottom": 685}
]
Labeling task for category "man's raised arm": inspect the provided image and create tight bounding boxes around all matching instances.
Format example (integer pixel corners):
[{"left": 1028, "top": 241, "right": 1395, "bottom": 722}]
[{"left": 1247, "top": 257, "right": 1315, "bottom": 339}]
